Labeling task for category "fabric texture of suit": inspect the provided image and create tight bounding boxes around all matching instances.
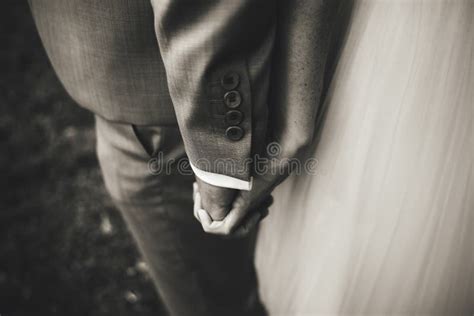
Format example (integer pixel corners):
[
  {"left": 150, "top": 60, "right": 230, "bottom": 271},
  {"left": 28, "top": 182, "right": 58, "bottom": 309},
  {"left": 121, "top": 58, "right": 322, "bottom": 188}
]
[
  {"left": 30, "top": 0, "right": 274, "bottom": 184},
  {"left": 29, "top": 0, "right": 335, "bottom": 185}
]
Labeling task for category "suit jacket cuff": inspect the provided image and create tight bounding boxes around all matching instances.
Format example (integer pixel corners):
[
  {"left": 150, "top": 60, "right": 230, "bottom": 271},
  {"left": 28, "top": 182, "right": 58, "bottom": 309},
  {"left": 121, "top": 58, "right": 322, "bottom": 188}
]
[{"left": 190, "top": 161, "right": 253, "bottom": 191}]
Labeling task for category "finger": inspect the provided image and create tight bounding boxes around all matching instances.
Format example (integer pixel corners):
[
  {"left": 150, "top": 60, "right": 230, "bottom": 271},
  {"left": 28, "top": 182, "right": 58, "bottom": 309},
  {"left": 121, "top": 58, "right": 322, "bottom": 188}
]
[
  {"left": 200, "top": 211, "right": 228, "bottom": 235},
  {"left": 232, "top": 204, "right": 273, "bottom": 237},
  {"left": 193, "top": 191, "right": 202, "bottom": 222},
  {"left": 219, "top": 194, "right": 251, "bottom": 233},
  {"left": 260, "top": 195, "right": 274, "bottom": 210},
  {"left": 259, "top": 207, "right": 270, "bottom": 220},
  {"left": 192, "top": 182, "right": 198, "bottom": 201},
  {"left": 197, "top": 211, "right": 231, "bottom": 235},
  {"left": 222, "top": 194, "right": 273, "bottom": 234},
  {"left": 232, "top": 209, "right": 267, "bottom": 238},
  {"left": 198, "top": 208, "right": 215, "bottom": 232}
]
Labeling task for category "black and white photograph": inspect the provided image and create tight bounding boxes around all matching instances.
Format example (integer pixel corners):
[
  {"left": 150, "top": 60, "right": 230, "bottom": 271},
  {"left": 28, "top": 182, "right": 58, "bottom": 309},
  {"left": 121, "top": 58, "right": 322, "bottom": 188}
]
[{"left": 1, "top": 1, "right": 473, "bottom": 315}]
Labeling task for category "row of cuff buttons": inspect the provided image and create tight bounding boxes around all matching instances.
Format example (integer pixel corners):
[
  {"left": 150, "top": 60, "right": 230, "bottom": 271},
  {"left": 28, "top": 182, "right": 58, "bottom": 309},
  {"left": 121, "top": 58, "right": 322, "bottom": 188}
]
[{"left": 221, "top": 72, "right": 244, "bottom": 141}]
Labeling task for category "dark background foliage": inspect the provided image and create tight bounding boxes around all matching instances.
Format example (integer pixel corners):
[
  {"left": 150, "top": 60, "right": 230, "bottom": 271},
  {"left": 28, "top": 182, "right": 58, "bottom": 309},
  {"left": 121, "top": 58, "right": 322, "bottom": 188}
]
[{"left": 0, "top": 1, "right": 164, "bottom": 315}]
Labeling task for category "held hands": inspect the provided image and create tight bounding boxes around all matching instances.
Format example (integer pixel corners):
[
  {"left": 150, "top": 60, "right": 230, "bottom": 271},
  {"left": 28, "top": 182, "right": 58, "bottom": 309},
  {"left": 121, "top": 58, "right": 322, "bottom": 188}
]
[
  {"left": 193, "top": 138, "right": 311, "bottom": 237},
  {"left": 193, "top": 180, "right": 272, "bottom": 237}
]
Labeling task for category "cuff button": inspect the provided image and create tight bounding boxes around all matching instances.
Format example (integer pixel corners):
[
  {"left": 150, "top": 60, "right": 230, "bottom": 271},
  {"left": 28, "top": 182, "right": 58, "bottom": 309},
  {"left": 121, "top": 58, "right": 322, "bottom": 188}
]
[
  {"left": 224, "top": 91, "right": 242, "bottom": 108},
  {"left": 221, "top": 72, "right": 240, "bottom": 90},
  {"left": 225, "top": 110, "right": 243, "bottom": 125},
  {"left": 225, "top": 126, "right": 244, "bottom": 141}
]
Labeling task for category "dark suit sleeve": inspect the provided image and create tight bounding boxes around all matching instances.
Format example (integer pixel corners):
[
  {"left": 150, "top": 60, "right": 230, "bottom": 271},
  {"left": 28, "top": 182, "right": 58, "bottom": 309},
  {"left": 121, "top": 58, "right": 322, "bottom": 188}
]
[{"left": 150, "top": 0, "right": 276, "bottom": 190}]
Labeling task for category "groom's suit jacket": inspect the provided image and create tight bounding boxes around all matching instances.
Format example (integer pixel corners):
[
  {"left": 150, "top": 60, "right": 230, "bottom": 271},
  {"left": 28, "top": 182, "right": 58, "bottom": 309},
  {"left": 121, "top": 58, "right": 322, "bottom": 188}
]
[{"left": 29, "top": 0, "right": 335, "bottom": 190}]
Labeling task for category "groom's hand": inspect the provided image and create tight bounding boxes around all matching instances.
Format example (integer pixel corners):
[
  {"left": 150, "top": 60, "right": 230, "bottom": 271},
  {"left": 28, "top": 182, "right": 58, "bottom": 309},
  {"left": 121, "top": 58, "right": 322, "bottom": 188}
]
[
  {"left": 195, "top": 178, "right": 236, "bottom": 221},
  {"left": 193, "top": 180, "right": 273, "bottom": 237},
  {"left": 202, "top": 173, "right": 276, "bottom": 237},
  {"left": 195, "top": 139, "right": 313, "bottom": 237},
  {"left": 193, "top": 166, "right": 289, "bottom": 238}
]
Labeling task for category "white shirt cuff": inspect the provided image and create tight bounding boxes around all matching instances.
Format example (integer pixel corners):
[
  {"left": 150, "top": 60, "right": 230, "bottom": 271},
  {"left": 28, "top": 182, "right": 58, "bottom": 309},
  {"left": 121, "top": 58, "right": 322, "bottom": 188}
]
[{"left": 189, "top": 161, "right": 253, "bottom": 191}]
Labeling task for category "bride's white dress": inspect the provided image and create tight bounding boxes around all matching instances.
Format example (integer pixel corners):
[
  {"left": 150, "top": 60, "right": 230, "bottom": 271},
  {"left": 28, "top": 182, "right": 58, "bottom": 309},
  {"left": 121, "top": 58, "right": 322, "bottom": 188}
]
[{"left": 257, "top": 1, "right": 473, "bottom": 315}]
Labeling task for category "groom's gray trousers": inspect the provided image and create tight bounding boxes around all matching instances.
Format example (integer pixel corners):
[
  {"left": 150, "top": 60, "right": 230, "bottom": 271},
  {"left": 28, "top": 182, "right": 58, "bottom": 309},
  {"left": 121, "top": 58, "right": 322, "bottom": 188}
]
[{"left": 95, "top": 115, "right": 265, "bottom": 315}]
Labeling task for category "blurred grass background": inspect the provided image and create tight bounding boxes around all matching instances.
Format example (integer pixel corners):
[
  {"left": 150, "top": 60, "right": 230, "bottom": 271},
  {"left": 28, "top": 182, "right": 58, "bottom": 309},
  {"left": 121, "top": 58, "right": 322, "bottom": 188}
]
[{"left": 0, "top": 1, "right": 164, "bottom": 315}]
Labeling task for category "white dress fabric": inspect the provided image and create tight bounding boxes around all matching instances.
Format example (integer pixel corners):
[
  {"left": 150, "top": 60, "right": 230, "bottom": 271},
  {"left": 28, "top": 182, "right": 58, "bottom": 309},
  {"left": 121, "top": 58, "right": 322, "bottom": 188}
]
[{"left": 256, "top": 1, "right": 473, "bottom": 315}]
